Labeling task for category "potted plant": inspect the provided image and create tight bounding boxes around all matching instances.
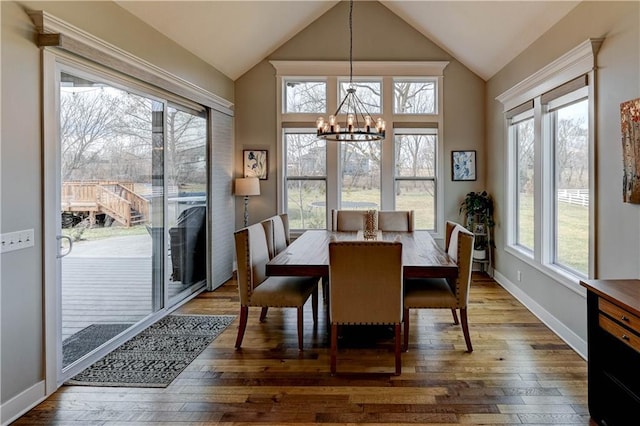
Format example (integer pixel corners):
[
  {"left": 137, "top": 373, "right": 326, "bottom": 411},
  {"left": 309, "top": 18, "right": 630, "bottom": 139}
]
[
  {"left": 459, "top": 191, "right": 494, "bottom": 229},
  {"left": 473, "top": 239, "right": 488, "bottom": 260},
  {"left": 459, "top": 191, "right": 494, "bottom": 261}
]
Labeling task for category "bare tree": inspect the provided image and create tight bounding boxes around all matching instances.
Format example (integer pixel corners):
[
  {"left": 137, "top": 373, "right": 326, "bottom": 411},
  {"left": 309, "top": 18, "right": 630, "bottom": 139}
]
[{"left": 60, "top": 88, "right": 122, "bottom": 180}]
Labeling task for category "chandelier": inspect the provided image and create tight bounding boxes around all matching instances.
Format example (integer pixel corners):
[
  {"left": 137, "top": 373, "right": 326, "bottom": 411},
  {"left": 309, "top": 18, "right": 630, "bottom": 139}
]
[{"left": 315, "top": 0, "right": 386, "bottom": 142}]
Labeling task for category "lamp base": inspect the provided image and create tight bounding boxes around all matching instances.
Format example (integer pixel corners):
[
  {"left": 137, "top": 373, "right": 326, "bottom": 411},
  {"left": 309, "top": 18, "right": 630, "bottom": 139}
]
[{"left": 243, "top": 196, "right": 249, "bottom": 227}]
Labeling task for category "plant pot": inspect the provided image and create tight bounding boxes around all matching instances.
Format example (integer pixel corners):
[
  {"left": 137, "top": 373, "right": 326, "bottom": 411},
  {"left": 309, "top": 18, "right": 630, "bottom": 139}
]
[{"left": 473, "top": 249, "right": 486, "bottom": 260}]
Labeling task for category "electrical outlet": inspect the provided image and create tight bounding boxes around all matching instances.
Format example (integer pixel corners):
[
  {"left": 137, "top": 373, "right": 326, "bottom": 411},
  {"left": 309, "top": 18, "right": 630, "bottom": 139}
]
[{"left": 1, "top": 229, "right": 35, "bottom": 253}]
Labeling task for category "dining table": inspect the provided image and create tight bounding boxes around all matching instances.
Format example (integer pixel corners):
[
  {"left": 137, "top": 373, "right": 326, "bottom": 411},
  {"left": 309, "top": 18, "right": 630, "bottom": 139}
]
[{"left": 265, "top": 229, "right": 458, "bottom": 280}]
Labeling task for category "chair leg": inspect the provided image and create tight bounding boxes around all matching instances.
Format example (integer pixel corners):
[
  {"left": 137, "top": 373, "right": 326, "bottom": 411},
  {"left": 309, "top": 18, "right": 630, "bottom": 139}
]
[
  {"left": 403, "top": 308, "right": 410, "bottom": 352},
  {"left": 394, "top": 323, "right": 402, "bottom": 376},
  {"left": 259, "top": 307, "right": 268, "bottom": 322},
  {"left": 235, "top": 306, "right": 248, "bottom": 349},
  {"left": 451, "top": 308, "right": 459, "bottom": 325},
  {"left": 330, "top": 323, "right": 338, "bottom": 375},
  {"left": 297, "top": 306, "right": 304, "bottom": 351},
  {"left": 322, "top": 276, "right": 329, "bottom": 303},
  {"left": 312, "top": 284, "right": 319, "bottom": 325},
  {"left": 460, "top": 308, "right": 473, "bottom": 353}
]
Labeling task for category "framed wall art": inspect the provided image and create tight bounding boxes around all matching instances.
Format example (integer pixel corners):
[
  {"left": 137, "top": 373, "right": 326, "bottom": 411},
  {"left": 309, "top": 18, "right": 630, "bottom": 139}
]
[
  {"left": 452, "top": 150, "right": 477, "bottom": 181},
  {"left": 243, "top": 149, "right": 268, "bottom": 180},
  {"left": 621, "top": 97, "right": 640, "bottom": 203}
]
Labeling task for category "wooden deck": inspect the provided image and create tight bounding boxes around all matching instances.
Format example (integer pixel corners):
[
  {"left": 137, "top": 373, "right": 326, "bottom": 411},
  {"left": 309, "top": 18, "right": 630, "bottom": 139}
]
[
  {"left": 18, "top": 273, "right": 595, "bottom": 425},
  {"left": 62, "top": 256, "right": 196, "bottom": 340}
]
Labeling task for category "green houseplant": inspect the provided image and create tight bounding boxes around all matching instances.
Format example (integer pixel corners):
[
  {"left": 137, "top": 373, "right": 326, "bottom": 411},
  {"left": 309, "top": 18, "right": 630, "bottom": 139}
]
[
  {"left": 459, "top": 191, "right": 494, "bottom": 229},
  {"left": 459, "top": 191, "right": 494, "bottom": 259}
]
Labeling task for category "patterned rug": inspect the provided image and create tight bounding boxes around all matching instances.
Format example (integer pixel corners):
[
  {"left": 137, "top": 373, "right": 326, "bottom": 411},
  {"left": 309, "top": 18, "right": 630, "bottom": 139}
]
[
  {"left": 63, "top": 323, "right": 132, "bottom": 369},
  {"left": 66, "top": 314, "right": 235, "bottom": 387}
]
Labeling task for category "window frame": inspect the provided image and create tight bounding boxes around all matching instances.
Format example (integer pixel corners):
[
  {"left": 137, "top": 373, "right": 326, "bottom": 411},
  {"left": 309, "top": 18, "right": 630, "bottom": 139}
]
[
  {"left": 509, "top": 109, "right": 535, "bottom": 254},
  {"left": 498, "top": 39, "right": 600, "bottom": 294},
  {"left": 283, "top": 128, "right": 328, "bottom": 229},
  {"left": 272, "top": 61, "right": 448, "bottom": 237},
  {"left": 394, "top": 128, "right": 439, "bottom": 231}
]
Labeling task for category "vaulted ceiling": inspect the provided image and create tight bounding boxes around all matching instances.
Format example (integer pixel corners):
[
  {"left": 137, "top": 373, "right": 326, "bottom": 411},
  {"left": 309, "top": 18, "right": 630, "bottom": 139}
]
[{"left": 116, "top": 1, "right": 580, "bottom": 81}]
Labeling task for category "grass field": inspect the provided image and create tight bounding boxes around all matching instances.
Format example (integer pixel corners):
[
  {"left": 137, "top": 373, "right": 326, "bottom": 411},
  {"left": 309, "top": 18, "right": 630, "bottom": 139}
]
[{"left": 518, "top": 193, "right": 588, "bottom": 275}]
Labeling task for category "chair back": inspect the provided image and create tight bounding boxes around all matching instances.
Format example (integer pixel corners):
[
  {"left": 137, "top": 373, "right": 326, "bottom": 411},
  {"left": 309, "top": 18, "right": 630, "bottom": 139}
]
[
  {"left": 329, "top": 241, "right": 403, "bottom": 324},
  {"left": 260, "top": 214, "right": 290, "bottom": 259},
  {"left": 378, "top": 210, "right": 414, "bottom": 232},
  {"left": 331, "top": 209, "right": 370, "bottom": 231},
  {"left": 449, "top": 223, "right": 475, "bottom": 306},
  {"left": 234, "top": 223, "right": 270, "bottom": 305}
]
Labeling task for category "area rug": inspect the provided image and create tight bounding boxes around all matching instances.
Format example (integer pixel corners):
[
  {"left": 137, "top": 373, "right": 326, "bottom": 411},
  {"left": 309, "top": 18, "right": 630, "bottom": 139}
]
[
  {"left": 63, "top": 323, "right": 132, "bottom": 369},
  {"left": 66, "top": 314, "right": 235, "bottom": 387}
]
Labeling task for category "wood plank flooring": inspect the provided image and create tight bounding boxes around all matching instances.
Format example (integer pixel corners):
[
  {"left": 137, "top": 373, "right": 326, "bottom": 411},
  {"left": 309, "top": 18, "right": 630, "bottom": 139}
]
[{"left": 16, "top": 273, "right": 596, "bottom": 425}]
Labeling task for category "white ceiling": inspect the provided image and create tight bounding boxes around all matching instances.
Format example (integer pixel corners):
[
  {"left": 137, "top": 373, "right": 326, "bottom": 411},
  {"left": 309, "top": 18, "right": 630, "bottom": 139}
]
[{"left": 116, "top": 1, "right": 581, "bottom": 81}]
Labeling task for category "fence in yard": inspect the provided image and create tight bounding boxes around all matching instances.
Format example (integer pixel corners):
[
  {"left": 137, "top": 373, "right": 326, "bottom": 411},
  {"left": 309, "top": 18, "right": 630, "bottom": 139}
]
[{"left": 557, "top": 189, "right": 589, "bottom": 207}]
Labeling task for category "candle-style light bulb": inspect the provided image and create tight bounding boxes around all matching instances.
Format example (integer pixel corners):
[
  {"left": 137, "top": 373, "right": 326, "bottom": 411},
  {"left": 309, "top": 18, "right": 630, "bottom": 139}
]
[
  {"left": 347, "top": 114, "right": 354, "bottom": 132},
  {"left": 316, "top": 117, "right": 324, "bottom": 130},
  {"left": 365, "top": 115, "right": 372, "bottom": 132}
]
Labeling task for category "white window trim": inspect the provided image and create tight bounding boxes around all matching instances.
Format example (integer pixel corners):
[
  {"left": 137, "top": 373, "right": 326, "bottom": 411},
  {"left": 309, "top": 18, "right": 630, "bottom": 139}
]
[
  {"left": 497, "top": 39, "right": 602, "bottom": 295},
  {"left": 271, "top": 60, "right": 448, "bottom": 237}
]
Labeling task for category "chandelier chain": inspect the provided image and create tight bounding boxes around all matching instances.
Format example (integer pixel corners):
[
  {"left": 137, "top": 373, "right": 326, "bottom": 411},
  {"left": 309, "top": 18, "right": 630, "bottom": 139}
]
[{"left": 349, "top": 0, "right": 353, "bottom": 84}]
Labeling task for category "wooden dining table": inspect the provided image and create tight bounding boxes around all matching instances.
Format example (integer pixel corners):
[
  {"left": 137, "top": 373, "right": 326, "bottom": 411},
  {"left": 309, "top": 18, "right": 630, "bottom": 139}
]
[{"left": 265, "top": 230, "right": 458, "bottom": 280}]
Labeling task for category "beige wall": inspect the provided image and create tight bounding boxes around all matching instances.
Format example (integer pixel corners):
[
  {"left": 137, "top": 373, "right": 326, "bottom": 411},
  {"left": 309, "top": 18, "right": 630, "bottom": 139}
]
[
  {"left": 1, "top": 0, "right": 233, "bottom": 411},
  {"left": 234, "top": 0, "right": 486, "bottom": 230},
  {"left": 486, "top": 1, "right": 640, "bottom": 342}
]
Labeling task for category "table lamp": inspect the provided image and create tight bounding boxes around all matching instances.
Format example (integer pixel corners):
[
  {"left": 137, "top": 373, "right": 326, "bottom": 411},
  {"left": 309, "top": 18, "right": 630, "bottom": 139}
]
[{"left": 235, "top": 177, "right": 260, "bottom": 227}]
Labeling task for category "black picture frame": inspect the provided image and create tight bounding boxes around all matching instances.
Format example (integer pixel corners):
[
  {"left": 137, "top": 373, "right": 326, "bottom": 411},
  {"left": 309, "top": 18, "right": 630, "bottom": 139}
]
[{"left": 451, "top": 150, "right": 477, "bottom": 181}]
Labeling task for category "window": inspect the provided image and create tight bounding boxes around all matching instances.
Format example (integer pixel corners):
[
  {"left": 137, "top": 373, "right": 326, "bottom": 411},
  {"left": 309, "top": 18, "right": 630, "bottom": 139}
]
[
  {"left": 511, "top": 111, "right": 535, "bottom": 251},
  {"left": 340, "top": 141, "right": 381, "bottom": 210},
  {"left": 284, "top": 130, "right": 327, "bottom": 229},
  {"left": 395, "top": 129, "right": 437, "bottom": 230},
  {"left": 273, "top": 61, "right": 448, "bottom": 234},
  {"left": 394, "top": 79, "right": 436, "bottom": 114},
  {"left": 498, "top": 39, "right": 599, "bottom": 285},
  {"left": 284, "top": 80, "right": 326, "bottom": 113},
  {"left": 549, "top": 92, "right": 589, "bottom": 275},
  {"left": 338, "top": 79, "right": 381, "bottom": 114}
]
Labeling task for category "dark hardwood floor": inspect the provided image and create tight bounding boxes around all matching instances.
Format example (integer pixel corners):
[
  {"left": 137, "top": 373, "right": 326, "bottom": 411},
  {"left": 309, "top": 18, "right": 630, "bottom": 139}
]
[{"left": 15, "top": 273, "right": 595, "bottom": 425}]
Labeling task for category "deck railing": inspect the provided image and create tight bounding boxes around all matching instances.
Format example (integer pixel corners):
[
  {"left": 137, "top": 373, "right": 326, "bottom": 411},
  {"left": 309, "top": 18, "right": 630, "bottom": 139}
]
[
  {"left": 95, "top": 185, "right": 132, "bottom": 226},
  {"left": 61, "top": 181, "right": 149, "bottom": 226}
]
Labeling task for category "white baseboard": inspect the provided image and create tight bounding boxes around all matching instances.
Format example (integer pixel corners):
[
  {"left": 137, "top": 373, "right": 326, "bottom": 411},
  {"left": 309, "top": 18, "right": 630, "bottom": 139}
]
[
  {"left": 493, "top": 270, "right": 588, "bottom": 360},
  {"left": 1, "top": 380, "right": 47, "bottom": 426}
]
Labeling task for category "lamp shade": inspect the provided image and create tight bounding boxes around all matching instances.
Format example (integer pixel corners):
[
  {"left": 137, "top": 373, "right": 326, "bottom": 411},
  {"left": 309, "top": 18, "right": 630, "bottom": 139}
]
[{"left": 235, "top": 177, "right": 260, "bottom": 196}]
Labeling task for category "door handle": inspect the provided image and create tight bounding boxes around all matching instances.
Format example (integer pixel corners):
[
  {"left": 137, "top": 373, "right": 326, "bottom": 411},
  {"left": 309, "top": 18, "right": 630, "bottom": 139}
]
[{"left": 56, "top": 235, "right": 73, "bottom": 258}]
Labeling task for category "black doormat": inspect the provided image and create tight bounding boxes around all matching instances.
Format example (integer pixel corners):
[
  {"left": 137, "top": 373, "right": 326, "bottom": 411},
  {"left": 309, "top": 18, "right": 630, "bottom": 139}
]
[
  {"left": 65, "top": 314, "right": 235, "bottom": 387},
  {"left": 63, "top": 323, "right": 132, "bottom": 368}
]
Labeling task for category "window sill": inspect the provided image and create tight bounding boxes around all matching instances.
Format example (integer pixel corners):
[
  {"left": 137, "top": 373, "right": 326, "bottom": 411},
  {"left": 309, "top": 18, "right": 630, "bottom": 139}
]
[{"left": 505, "top": 245, "right": 586, "bottom": 297}]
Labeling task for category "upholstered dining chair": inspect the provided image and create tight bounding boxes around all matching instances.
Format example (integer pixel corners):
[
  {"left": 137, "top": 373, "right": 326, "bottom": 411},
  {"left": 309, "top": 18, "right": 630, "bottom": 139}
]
[
  {"left": 328, "top": 240, "right": 404, "bottom": 375},
  {"left": 378, "top": 210, "right": 414, "bottom": 232},
  {"left": 234, "top": 223, "right": 318, "bottom": 351},
  {"left": 261, "top": 213, "right": 290, "bottom": 260},
  {"left": 403, "top": 221, "right": 475, "bottom": 353},
  {"left": 331, "top": 209, "right": 371, "bottom": 231},
  {"left": 260, "top": 213, "right": 296, "bottom": 319}
]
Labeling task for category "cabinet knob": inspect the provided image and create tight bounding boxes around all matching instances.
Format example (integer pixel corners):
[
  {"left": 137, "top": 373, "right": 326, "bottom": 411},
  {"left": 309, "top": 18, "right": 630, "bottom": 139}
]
[
  {"left": 621, "top": 315, "right": 629, "bottom": 322},
  {"left": 622, "top": 334, "right": 630, "bottom": 341}
]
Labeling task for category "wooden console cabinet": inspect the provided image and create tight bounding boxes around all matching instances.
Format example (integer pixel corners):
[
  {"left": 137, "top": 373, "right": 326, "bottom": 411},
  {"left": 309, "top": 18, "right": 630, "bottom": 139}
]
[{"left": 581, "top": 279, "right": 640, "bottom": 425}]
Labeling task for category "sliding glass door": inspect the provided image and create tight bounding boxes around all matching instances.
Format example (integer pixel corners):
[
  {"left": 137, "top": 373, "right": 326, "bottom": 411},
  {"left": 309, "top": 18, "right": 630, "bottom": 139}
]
[
  {"left": 166, "top": 105, "right": 208, "bottom": 304},
  {"left": 57, "top": 67, "right": 208, "bottom": 377}
]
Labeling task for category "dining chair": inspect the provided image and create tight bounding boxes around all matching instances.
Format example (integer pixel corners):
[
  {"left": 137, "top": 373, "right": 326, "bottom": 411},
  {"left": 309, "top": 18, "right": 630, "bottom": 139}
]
[
  {"left": 260, "top": 213, "right": 290, "bottom": 259},
  {"left": 331, "top": 209, "right": 370, "bottom": 231},
  {"left": 328, "top": 240, "right": 404, "bottom": 375},
  {"left": 403, "top": 221, "right": 475, "bottom": 352},
  {"left": 234, "top": 223, "right": 318, "bottom": 351},
  {"left": 377, "top": 210, "right": 414, "bottom": 232}
]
